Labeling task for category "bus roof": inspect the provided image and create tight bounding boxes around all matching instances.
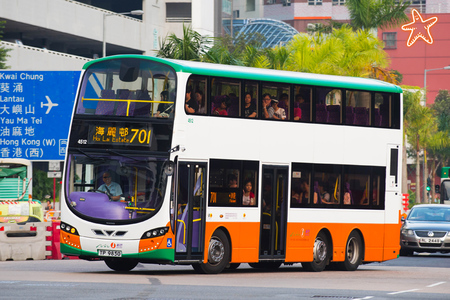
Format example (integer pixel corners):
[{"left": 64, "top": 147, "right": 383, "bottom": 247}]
[{"left": 83, "top": 55, "right": 403, "bottom": 93}]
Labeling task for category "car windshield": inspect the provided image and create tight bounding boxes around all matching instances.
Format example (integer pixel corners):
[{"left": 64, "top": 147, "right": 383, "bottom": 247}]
[
  {"left": 65, "top": 152, "right": 171, "bottom": 223},
  {"left": 408, "top": 206, "right": 450, "bottom": 222}
]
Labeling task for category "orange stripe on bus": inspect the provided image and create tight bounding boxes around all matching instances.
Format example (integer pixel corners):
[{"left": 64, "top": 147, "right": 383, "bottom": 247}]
[{"left": 204, "top": 220, "right": 401, "bottom": 264}]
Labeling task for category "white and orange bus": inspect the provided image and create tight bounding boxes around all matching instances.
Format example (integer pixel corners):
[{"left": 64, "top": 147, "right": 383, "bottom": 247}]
[{"left": 61, "top": 55, "right": 403, "bottom": 273}]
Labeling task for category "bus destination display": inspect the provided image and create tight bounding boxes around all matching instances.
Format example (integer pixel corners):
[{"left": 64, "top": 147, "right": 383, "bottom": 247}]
[{"left": 87, "top": 124, "right": 152, "bottom": 146}]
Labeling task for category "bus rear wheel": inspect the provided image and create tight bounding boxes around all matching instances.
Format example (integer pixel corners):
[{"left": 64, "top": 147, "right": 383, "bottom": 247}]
[
  {"left": 192, "top": 229, "right": 230, "bottom": 274},
  {"left": 338, "top": 231, "right": 363, "bottom": 271},
  {"left": 104, "top": 258, "right": 138, "bottom": 272},
  {"left": 302, "top": 231, "right": 331, "bottom": 272}
]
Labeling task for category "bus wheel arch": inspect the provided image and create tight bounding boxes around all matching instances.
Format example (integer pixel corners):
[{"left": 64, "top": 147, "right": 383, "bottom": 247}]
[
  {"left": 338, "top": 230, "right": 364, "bottom": 271},
  {"left": 192, "top": 227, "right": 231, "bottom": 274},
  {"left": 302, "top": 229, "right": 332, "bottom": 272}
]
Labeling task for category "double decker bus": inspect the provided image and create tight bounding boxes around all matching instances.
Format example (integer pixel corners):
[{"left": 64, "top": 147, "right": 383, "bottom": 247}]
[{"left": 61, "top": 55, "right": 403, "bottom": 273}]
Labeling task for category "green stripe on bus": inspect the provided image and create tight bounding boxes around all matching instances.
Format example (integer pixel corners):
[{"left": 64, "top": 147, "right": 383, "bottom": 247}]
[
  {"left": 82, "top": 55, "right": 402, "bottom": 93},
  {"left": 60, "top": 243, "right": 175, "bottom": 262}
]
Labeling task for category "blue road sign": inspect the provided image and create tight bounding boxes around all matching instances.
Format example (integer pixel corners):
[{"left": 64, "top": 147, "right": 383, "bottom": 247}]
[{"left": 0, "top": 71, "right": 80, "bottom": 160}]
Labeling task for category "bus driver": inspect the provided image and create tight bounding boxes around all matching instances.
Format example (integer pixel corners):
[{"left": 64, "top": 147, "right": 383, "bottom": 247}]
[{"left": 98, "top": 172, "right": 123, "bottom": 201}]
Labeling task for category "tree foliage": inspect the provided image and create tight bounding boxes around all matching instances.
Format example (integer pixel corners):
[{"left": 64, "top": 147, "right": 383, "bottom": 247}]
[
  {"left": 345, "top": 0, "right": 410, "bottom": 30},
  {"left": 157, "top": 24, "right": 210, "bottom": 61},
  {"left": 0, "top": 20, "right": 11, "bottom": 69}
]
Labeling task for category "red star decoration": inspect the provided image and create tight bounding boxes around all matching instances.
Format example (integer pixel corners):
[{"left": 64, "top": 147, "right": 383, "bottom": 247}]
[{"left": 401, "top": 9, "right": 438, "bottom": 47}]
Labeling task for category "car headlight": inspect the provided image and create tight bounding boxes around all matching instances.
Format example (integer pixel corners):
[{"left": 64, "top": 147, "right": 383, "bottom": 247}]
[{"left": 401, "top": 228, "right": 414, "bottom": 237}]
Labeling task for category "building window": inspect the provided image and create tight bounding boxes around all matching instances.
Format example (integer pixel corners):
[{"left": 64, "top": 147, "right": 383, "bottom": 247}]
[
  {"left": 332, "top": 0, "right": 346, "bottom": 5},
  {"left": 247, "top": 0, "right": 256, "bottom": 11},
  {"left": 166, "top": 3, "right": 192, "bottom": 22},
  {"left": 382, "top": 32, "right": 397, "bottom": 49},
  {"left": 308, "top": 0, "right": 323, "bottom": 6}
]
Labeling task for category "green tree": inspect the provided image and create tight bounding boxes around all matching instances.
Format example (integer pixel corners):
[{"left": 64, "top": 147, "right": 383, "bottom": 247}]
[
  {"left": 157, "top": 24, "right": 210, "bottom": 61},
  {"left": 345, "top": 0, "right": 410, "bottom": 30},
  {"left": 404, "top": 89, "right": 438, "bottom": 203},
  {"left": 0, "top": 20, "right": 11, "bottom": 69},
  {"left": 285, "top": 26, "right": 389, "bottom": 80},
  {"left": 33, "top": 169, "right": 61, "bottom": 202}
]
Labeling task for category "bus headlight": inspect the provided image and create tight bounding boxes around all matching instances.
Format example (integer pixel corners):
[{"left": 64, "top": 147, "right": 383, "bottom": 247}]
[
  {"left": 141, "top": 227, "right": 169, "bottom": 239},
  {"left": 60, "top": 222, "right": 79, "bottom": 236}
]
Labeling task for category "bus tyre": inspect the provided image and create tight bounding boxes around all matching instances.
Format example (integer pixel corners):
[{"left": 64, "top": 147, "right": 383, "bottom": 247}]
[
  {"left": 302, "top": 231, "right": 331, "bottom": 272},
  {"left": 338, "top": 231, "right": 363, "bottom": 271},
  {"left": 192, "top": 229, "right": 230, "bottom": 274},
  {"left": 104, "top": 259, "right": 138, "bottom": 272}
]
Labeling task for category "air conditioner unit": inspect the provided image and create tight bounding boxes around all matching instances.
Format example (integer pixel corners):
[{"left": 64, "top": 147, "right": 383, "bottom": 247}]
[{"left": 307, "top": 23, "right": 316, "bottom": 30}]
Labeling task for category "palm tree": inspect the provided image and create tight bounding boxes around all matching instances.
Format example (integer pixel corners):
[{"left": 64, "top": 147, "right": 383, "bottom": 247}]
[
  {"left": 285, "top": 26, "right": 389, "bottom": 79},
  {"left": 345, "top": 0, "right": 410, "bottom": 30},
  {"left": 157, "top": 24, "right": 210, "bottom": 61},
  {"left": 404, "top": 89, "right": 437, "bottom": 203}
]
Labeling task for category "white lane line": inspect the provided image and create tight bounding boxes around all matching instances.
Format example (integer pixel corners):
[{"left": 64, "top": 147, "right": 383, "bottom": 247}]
[
  {"left": 388, "top": 289, "right": 420, "bottom": 295},
  {"left": 355, "top": 297, "right": 374, "bottom": 300},
  {"left": 427, "top": 281, "right": 446, "bottom": 288}
]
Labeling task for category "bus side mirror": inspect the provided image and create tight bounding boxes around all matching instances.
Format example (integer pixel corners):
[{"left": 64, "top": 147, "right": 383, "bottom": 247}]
[{"left": 164, "top": 161, "right": 174, "bottom": 176}]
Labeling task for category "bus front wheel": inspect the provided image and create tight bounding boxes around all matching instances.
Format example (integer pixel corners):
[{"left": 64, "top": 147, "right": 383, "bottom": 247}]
[
  {"left": 302, "top": 231, "right": 331, "bottom": 272},
  {"left": 338, "top": 231, "right": 363, "bottom": 271},
  {"left": 192, "top": 229, "right": 230, "bottom": 274},
  {"left": 104, "top": 258, "right": 138, "bottom": 272}
]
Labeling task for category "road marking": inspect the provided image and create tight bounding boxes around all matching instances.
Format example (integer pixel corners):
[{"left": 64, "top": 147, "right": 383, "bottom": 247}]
[
  {"left": 355, "top": 296, "right": 373, "bottom": 300},
  {"left": 427, "top": 281, "right": 446, "bottom": 288},
  {"left": 388, "top": 289, "right": 420, "bottom": 295}
]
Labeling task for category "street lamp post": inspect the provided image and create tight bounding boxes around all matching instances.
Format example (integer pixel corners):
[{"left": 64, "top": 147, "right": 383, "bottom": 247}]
[
  {"left": 102, "top": 10, "right": 144, "bottom": 58},
  {"left": 423, "top": 65, "right": 450, "bottom": 102}
]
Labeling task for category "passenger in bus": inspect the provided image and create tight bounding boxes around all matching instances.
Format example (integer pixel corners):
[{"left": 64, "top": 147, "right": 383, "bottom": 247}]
[
  {"left": 262, "top": 93, "right": 274, "bottom": 119},
  {"left": 242, "top": 179, "right": 256, "bottom": 205},
  {"left": 291, "top": 182, "right": 302, "bottom": 204},
  {"left": 195, "top": 90, "right": 206, "bottom": 114},
  {"left": 98, "top": 172, "right": 123, "bottom": 201},
  {"left": 343, "top": 182, "right": 352, "bottom": 205},
  {"left": 213, "top": 96, "right": 231, "bottom": 116},
  {"left": 185, "top": 86, "right": 198, "bottom": 113},
  {"left": 294, "top": 95, "right": 304, "bottom": 121},
  {"left": 302, "top": 180, "right": 318, "bottom": 204},
  {"left": 244, "top": 92, "right": 257, "bottom": 118},
  {"left": 228, "top": 174, "right": 238, "bottom": 188},
  {"left": 271, "top": 98, "right": 286, "bottom": 120},
  {"left": 319, "top": 182, "right": 332, "bottom": 204},
  {"left": 155, "top": 91, "right": 173, "bottom": 118},
  {"left": 280, "top": 93, "right": 289, "bottom": 119}
]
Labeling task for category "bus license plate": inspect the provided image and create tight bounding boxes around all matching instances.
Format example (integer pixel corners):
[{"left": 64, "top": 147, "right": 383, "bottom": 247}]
[
  {"left": 98, "top": 250, "right": 122, "bottom": 257},
  {"left": 419, "top": 238, "right": 441, "bottom": 243}
]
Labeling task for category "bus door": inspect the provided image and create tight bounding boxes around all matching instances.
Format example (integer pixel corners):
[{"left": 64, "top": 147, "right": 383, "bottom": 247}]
[
  {"left": 260, "top": 165, "right": 288, "bottom": 259},
  {"left": 174, "top": 162, "right": 206, "bottom": 261}
]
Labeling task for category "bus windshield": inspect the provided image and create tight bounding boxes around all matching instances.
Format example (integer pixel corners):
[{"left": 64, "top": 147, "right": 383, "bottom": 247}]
[
  {"left": 66, "top": 153, "right": 171, "bottom": 223},
  {"left": 76, "top": 57, "right": 176, "bottom": 118}
]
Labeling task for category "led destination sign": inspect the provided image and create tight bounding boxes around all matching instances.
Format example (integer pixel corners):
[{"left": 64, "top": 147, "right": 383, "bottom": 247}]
[{"left": 87, "top": 124, "right": 152, "bottom": 146}]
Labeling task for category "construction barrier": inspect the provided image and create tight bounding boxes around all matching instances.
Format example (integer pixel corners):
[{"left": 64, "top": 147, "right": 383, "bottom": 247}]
[
  {"left": 45, "top": 220, "right": 61, "bottom": 259},
  {"left": 0, "top": 222, "right": 46, "bottom": 261},
  {"left": 44, "top": 219, "right": 78, "bottom": 260}
]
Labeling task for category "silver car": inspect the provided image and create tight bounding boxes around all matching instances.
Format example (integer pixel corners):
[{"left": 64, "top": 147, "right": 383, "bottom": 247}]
[{"left": 400, "top": 204, "right": 450, "bottom": 256}]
